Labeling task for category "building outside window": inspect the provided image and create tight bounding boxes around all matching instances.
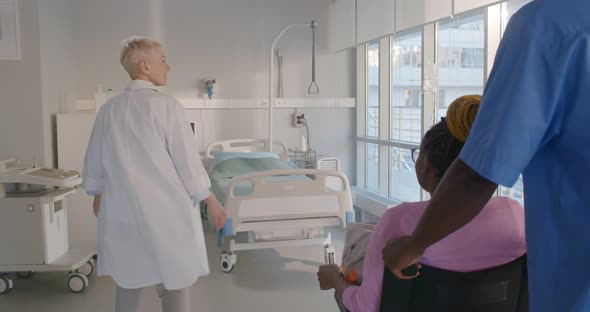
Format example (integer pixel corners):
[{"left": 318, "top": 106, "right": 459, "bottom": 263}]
[
  {"left": 366, "top": 41, "right": 380, "bottom": 193},
  {"left": 390, "top": 32, "right": 423, "bottom": 202},
  {"left": 367, "top": 41, "right": 380, "bottom": 138},
  {"left": 438, "top": 14, "right": 485, "bottom": 116}
]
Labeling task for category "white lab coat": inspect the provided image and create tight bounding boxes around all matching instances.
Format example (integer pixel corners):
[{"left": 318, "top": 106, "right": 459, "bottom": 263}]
[{"left": 83, "top": 80, "right": 211, "bottom": 290}]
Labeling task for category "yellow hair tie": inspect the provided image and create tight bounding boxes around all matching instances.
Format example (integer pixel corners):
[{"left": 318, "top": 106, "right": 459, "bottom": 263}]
[{"left": 445, "top": 95, "right": 481, "bottom": 143}]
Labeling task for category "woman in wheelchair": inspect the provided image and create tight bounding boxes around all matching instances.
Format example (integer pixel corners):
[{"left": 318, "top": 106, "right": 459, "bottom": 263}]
[{"left": 317, "top": 95, "right": 526, "bottom": 312}]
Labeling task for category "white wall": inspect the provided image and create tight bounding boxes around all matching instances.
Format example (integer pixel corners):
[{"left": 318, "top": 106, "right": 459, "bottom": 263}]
[
  {"left": 185, "top": 107, "right": 356, "bottom": 179},
  {"left": 0, "top": 0, "right": 45, "bottom": 165},
  {"left": 38, "top": 0, "right": 77, "bottom": 167},
  {"left": 70, "top": 0, "right": 354, "bottom": 100}
]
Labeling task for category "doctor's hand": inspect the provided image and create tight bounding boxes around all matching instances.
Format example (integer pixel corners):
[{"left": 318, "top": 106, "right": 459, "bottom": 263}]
[
  {"left": 205, "top": 195, "right": 227, "bottom": 230},
  {"left": 93, "top": 194, "right": 102, "bottom": 217},
  {"left": 382, "top": 235, "right": 424, "bottom": 280}
]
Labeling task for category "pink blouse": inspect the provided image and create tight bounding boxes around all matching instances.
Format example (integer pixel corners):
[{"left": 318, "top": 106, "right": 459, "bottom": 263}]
[{"left": 342, "top": 196, "right": 526, "bottom": 312}]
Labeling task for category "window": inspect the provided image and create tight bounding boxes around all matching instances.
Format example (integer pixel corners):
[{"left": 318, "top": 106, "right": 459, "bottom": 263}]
[
  {"left": 358, "top": 32, "right": 425, "bottom": 200},
  {"left": 389, "top": 147, "right": 421, "bottom": 202},
  {"left": 356, "top": 8, "right": 529, "bottom": 205},
  {"left": 366, "top": 143, "right": 379, "bottom": 193},
  {"left": 394, "top": 45, "right": 422, "bottom": 68},
  {"left": 391, "top": 32, "right": 423, "bottom": 144},
  {"left": 367, "top": 41, "right": 380, "bottom": 138},
  {"left": 438, "top": 14, "right": 485, "bottom": 116},
  {"left": 500, "top": 176, "right": 524, "bottom": 205},
  {"left": 460, "top": 48, "right": 484, "bottom": 68},
  {"left": 390, "top": 32, "right": 423, "bottom": 201}
]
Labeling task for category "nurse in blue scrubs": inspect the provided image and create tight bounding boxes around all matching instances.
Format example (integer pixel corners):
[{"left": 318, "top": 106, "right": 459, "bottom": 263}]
[{"left": 381, "top": 1, "right": 590, "bottom": 311}]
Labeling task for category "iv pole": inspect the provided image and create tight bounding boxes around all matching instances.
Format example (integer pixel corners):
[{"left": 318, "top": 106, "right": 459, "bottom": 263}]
[{"left": 267, "top": 21, "right": 316, "bottom": 152}]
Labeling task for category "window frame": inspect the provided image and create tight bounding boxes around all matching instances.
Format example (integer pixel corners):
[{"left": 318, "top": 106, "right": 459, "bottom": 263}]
[{"left": 356, "top": 4, "right": 525, "bottom": 205}]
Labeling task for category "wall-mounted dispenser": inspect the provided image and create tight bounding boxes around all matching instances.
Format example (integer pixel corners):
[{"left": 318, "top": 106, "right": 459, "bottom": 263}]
[{"left": 202, "top": 79, "right": 216, "bottom": 100}]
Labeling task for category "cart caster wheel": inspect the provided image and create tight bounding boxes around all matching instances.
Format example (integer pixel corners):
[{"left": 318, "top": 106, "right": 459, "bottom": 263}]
[
  {"left": 0, "top": 275, "right": 14, "bottom": 295},
  {"left": 78, "top": 259, "right": 95, "bottom": 277},
  {"left": 68, "top": 273, "right": 88, "bottom": 293},
  {"left": 17, "top": 271, "right": 35, "bottom": 279},
  {"left": 220, "top": 253, "right": 237, "bottom": 273}
]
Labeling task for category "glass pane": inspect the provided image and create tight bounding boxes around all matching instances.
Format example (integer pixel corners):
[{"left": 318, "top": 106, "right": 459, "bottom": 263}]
[
  {"left": 389, "top": 147, "right": 421, "bottom": 202},
  {"left": 391, "top": 32, "right": 423, "bottom": 144},
  {"left": 366, "top": 143, "right": 379, "bottom": 193},
  {"left": 367, "top": 41, "right": 380, "bottom": 138},
  {"left": 500, "top": 175, "right": 524, "bottom": 205},
  {"left": 438, "top": 14, "right": 485, "bottom": 118}
]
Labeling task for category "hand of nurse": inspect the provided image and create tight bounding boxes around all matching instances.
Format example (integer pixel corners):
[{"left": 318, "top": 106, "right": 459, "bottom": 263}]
[
  {"left": 382, "top": 235, "right": 424, "bottom": 280},
  {"left": 205, "top": 195, "right": 227, "bottom": 230}
]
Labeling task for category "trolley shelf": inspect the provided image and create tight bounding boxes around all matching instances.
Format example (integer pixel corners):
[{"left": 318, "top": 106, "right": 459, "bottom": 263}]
[{"left": 0, "top": 249, "right": 94, "bottom": 272}]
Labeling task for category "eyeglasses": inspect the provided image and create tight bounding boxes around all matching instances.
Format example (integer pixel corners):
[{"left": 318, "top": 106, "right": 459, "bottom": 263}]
[{"left": 411, "top": 148, "right": 420, "bottom": 163}]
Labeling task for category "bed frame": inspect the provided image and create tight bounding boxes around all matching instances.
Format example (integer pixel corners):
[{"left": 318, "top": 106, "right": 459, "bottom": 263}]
[{"left": 204, "top": 139, "right": 353, "bottom": 272}]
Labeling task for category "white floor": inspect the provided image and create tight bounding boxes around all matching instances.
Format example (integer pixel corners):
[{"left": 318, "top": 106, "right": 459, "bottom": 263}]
[{"left": 0, "top": 225, "right": 345, "bottom": 312}]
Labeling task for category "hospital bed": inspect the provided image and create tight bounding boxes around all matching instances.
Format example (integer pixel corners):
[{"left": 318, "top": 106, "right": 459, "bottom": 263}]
[{"left": 204, "top": 139, "right": 353, "bottom": 272}]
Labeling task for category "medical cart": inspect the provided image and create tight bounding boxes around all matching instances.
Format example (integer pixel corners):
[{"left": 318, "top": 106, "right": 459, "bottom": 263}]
[{"left": 0, "top": 159, "right": 95, "bottom": 294}]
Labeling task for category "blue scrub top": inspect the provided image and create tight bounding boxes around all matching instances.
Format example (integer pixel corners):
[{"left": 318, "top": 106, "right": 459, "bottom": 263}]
[{"left": 460, "top": 0, "right": 590, "bottom": 311}]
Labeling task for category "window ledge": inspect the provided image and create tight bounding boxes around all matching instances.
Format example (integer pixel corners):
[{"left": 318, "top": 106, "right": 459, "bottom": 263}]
[{"left": 352, "top": 186, "right": 401, "bottom": 219}]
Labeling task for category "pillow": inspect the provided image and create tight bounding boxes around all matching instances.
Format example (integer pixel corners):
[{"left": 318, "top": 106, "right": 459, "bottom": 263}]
[
  {"left": 341, "top": 223, "right": 375, "bottom": 285},
  {"left": 212, "top": 151, "right": 279, "bottom": 164},
  {"left": 212, "top": 157, "right": 295, "bottom": 179}
]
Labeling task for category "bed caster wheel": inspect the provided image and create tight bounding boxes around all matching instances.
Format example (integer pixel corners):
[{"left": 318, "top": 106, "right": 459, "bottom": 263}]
[
  {"left": 17, "top": 271, "right": 35, "bottom": 279},
  {"left": 0, "top": 274, "right": 14, "bottom": 295},
  {"left": 77, "top": 259, "right": 95, "bottom": 277},
  {"left": 324, "top": 246, "right": 336, "bottom": 265},
  {"left": 220, "top": 253, "right": 237, "bottom": 273},
  {"left": 68, "top": 273, "right": 88, "bottom": 293}
]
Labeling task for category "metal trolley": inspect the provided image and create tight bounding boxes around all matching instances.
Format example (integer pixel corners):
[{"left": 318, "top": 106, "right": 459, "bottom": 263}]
[{"left": 0, "top": 160, "right": 95, "bottom": 294}]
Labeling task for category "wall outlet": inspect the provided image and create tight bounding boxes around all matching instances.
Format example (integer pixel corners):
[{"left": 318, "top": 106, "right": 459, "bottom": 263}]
[{"left": 293, "top": 113, "right": 305, "bottom": 127}]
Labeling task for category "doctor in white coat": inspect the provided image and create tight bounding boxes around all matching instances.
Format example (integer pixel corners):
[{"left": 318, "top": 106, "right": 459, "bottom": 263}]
[{"left": 83, "top": 36, "right": 226, "bottom": 312}]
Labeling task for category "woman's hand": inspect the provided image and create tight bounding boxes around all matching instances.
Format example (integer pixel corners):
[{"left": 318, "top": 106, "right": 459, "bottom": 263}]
[
  {"left": 93, "top": 194, "right": 102, "bottom": 217},
  {"left": 317, "top": 264, "right": 341, "bottom": 290},
  {"left": 382, "top": 235, "right": 424, "bottom": 279},
  {"left": 205, "top": 195, "right": 227, "bottom": 230}
]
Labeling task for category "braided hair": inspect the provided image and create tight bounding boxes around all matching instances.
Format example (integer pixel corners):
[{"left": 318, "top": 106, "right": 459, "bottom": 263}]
[{"left": 421, "top": 95, "right": 481, "bottom": 178}]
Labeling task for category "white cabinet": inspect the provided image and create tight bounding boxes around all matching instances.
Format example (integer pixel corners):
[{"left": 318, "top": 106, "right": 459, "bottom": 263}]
[{"left": 0, "top": 189, "right": 72, "bottom": 265}]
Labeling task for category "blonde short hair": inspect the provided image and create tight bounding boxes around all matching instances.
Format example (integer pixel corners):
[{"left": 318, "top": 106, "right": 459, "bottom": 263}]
[{"left": 120, "top": 36, "right": 162, "bottom": 74}]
